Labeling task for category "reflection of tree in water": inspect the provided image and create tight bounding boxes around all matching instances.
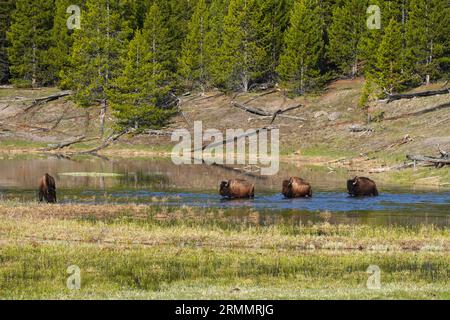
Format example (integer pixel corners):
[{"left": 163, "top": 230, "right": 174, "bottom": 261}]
[{"left": 117, "top": 170, "right": 169, "bottom": 189}]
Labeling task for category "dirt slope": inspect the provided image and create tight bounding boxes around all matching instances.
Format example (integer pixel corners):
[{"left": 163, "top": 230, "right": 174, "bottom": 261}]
[{"left": 0, "top": 79, "right": 449, "bottom": 165}]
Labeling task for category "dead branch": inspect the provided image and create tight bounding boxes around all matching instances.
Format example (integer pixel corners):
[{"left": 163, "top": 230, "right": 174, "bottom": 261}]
[
  {"left": 369, "top": 162, "right": 416, "bottom": 173},
  {"left": 241, "top": 90, "right": 278, "bottom": 105},
  {"left": 144, "top": 129, "right": 172, "bottom": 136},
  {"left": 407, "top": 153, "right": 450, "bottom": 167},
  {"left": 386, "top": 88, "right": 449, "bottom": 103},
  {"left": 40, "top": 135, "right": 98, "bottom": 152},
  {"left": 407, "top": 154, "right": 450, "bottom": 164},
  {"left": 71, "top": 130, "right": 130, "bottom": 155},
  {"left": 169, "top": 92, "right": 191, "bottom": 127},
  {"left": 23, "top": 91, "right": 72, "bottom": 112},
  {"left": 383, "top": 102, "right": 450, "bottom": 121},
  {"left": 192, "top": 126, "right": 275, "bottom": 154},
  {"left": 232, "top": 102, "right": 305, "bottom": 123}
]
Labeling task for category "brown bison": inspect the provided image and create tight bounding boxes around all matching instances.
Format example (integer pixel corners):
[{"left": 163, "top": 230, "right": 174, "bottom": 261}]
[
  {"left": 39, "top": 173, "right": 57, "bottom": 203},
  {"left": 220, "top": 179, "right": 255, "bottom": 199},
  {"left": 347, "top": 177, "right": 379, "bottom": 197},
  {"left": 282, "top": 177, "right": 312, "bottom": 198}
]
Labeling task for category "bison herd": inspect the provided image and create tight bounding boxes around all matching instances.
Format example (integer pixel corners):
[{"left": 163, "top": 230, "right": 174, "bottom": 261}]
[
  {"left": 37, "top": 174, "right": 379, "bottom": 204},
  {"left": 220, "top": 176, "right": 379, "bottom": 199}
]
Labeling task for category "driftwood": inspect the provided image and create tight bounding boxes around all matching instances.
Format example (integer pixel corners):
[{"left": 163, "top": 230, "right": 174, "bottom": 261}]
[
  {"left": 386, "top": 88, "right": 449, "bottom": 103},
  {"left": 407, "top": 155, "right": 450, "bottom": 164},
  {"left": 407, "top": 148, "right": 450, "bottom": 168},
  {"left": 232, "top": 102, "right": 305, "bottom": 123},
  {"left": 349, "top": 125, "right": 373, "bottom": 133}
]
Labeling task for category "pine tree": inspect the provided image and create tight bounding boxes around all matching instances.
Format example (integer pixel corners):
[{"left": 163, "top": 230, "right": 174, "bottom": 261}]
[
  {"left": 328, "top": 0, "right": 368, "bottom": 78},
  {"left": 6, "top": 0, "right": 54, "bottom": 87},
  {"left": 277, "top": 0, "right": 325, "bottom": 94},
  {"left": 156, "top": 0, "right": 197, "bottom": 75},
  {"left": 406, "top": 0, "right": 449, "bottom": 84},
  {"left": 109, "top": 30, "right": 175, "bottom": 132},
  {"left": 179, "top": 0, "right": 209, "bottom": 90},
  {"left": 120, "top": 0, "right": 149, "bottom": 31},
  {"left": 204, "top": 0, "right": 228, "bottom": 88},
  {"left": 63, "top": 0, "right": 131, "bottom": 134},
  {"left": 48, "top": 0, "right": 83, "bottom": 86},
  {"left": 260, "top": 0, "right": 292, "bottom": 81},
  {"left": 358, "top": 0, "right": 384, "bottom": 75},
  {"left": 375, "top": 18, "right": 406, "bottom": 94},
  {"left": 219, "top": 0, "right": 268, "bottom": 91},
  {"left": 142, "top": 3, "right": 174, "bottom": 82},
  {"left": 0, "top": 0, "right": 15, "bottom": 83}
]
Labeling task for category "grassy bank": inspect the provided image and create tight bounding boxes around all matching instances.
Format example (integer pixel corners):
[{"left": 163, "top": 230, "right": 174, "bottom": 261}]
[{"left": 0, "top": 203, "right": 448, "bottom": 299}]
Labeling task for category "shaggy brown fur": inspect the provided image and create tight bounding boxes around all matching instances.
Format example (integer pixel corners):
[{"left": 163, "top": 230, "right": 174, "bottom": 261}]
[
  {"left": 347, "top": 177, "right": 379, "bottom": 197},
  {"left": 282, "top": 177, "right": 312, "bottom": 198},
  {"left": 220, "top": 179, "right": 255, "bottom": 199},
  {"left": 39, "top": 173, "right": 57, "bottom": 203}
]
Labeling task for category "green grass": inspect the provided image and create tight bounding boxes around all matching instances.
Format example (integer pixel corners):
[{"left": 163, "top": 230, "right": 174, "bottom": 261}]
[
  {"left": 389, "top": 167, "right": 450, "bottom": 187},
  {"left": 0, "top": 203, "right": 448, "bottom": 299},
  {"left": 0, "top": 139, "right": 47, "bottom": 149},
  {"left": 298, "top": 145, "right": 357, "bottom": 158},
  {"left": 1, "top": 244, "right": 448, "bottom": 299}
]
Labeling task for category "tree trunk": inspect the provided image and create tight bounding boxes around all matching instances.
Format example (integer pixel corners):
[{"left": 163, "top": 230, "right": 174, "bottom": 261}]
[{"left": 100, "top": 99, "right": 107, "bottom": 136}]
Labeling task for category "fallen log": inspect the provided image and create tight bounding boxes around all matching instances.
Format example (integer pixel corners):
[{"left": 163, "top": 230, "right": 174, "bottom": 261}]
[
  {"left": 407, "top": 155, "right": 450, "bottom": 166},
  {"left": 23, "top": 91, "right": 72, "bottom": 112},
  {"left": 232, "top": 102, "right": 270, "bottom": 116},
  {"left": 232, "top": 102, "right": 305, "bottom": 123},
  {"left": 42, "top": 135, "right": 87, "bottom": 151},
  {"left": 386, "top": 88, "right": 449, "bottom": 103},
  {"left": 71, "top": 130, "right": 130, "bottom": 155},
  {"left": 383, "top": 102, "right": 450, "bottom": 121},
  {"left": 369, "top": 162, "right": 415, "bottom": 173},
  {"left": 144, "top": 129, "right": 172, "bottom": 136},
  {"left": 349, "top": 125, "right": 373, "bottom": 133},
  {"left": 247, "top": 115, "right": 307, "bottom": 122}
]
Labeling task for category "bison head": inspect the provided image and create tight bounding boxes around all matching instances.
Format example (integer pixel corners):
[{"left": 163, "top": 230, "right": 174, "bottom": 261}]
[
  {"left": 47, "top": 187, "right": 57, "bottom": 203},
  {"left": 347, "top": 176, "right": 361, "bottom": 196},
  {"left": 282, "top": 180, "right": 292, "bottom": 197},
  {"left": 220, "top": 181, "right": 230, "bottom": 197}
]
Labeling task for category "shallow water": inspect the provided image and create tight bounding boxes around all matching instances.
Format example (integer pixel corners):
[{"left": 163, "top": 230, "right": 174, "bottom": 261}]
[{"left": 0, "top": 156, "right": 448, "bottom": 227}]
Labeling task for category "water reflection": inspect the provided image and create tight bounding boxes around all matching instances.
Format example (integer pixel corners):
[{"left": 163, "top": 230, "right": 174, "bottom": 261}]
[{"left": 0, "top": 155, "right": 449, "bottom": 227}]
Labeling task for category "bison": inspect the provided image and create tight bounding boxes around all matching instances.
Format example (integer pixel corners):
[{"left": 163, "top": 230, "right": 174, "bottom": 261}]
[
  {"left": 39, "top": 173, "right": 57, "bottom": 203},
  {"left": 282, "top": 177, "right": 312, "bottom": 198},
  {"left": 347, "top": 176, "right": 379, "bottom": 197},
  {"left": 220, "top": 179, "right": 255, "bottom": 199}
]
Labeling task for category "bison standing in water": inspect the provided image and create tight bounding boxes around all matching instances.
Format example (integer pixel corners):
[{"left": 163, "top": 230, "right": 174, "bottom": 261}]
[
  {"left": 347, "top": 177, "right": 379, "bottom": 197},
  {"left": 220, "top": 179, "right": 254, "bottom": 199},
  {"left": 39, "top": 174, "right": 57, "bottom": 203},
  {"left": 282, "top": 177, "right": 312, "bottom": 198}
]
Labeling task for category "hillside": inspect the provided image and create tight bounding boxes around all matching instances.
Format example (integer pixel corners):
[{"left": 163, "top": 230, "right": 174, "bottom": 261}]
[{"left": 1, "top": 79, "right": 449, "bottom": 162}]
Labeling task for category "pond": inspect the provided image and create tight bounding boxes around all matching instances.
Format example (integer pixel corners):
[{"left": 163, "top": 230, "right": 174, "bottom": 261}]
[{"left": 0, "top": 156, "right": 448, "bottom": 227}]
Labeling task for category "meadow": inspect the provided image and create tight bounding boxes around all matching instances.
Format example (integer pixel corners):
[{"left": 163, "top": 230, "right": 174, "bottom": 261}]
[{"left": 0, "top": 202, "right": 448, "bottom": 300}]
